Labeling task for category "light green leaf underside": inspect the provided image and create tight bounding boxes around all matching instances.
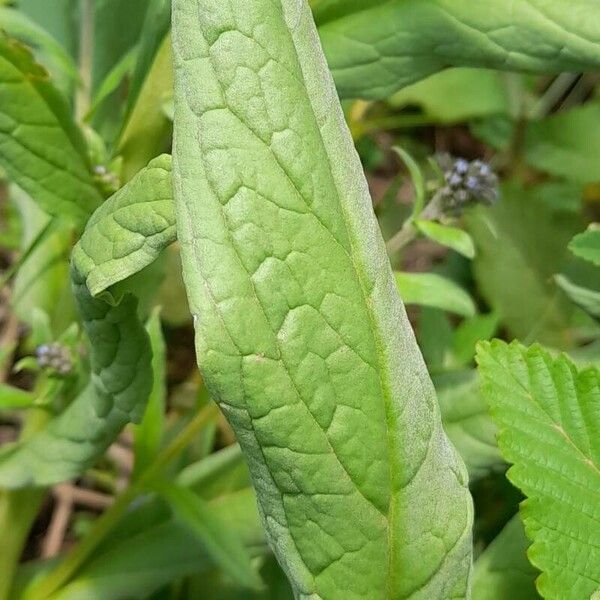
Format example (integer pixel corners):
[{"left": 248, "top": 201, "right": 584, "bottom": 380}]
[
  {"left": 415, "top": 220, "right": 475, "bottom": 259},
  {"left": 72, "top": 154, "right": 175, "bottom": 298},
  {"left": 0, "top": 35, "right": 102, "bottom": 223},
  {"left": 0, "top": 159, "right": 177, "bottom": 488},
  {"left": 395, "top": 272, "right": 476, "bottom": 317},
  {"left": 477, "top": 340, "right": 600, "bottom": 599},
  {"left": 316, "top": 0, "right": 600, "bottom": 99},
  {"left": 472, "top": 516, "right": 539, "bottom": 600},
  {"left": 171, "top": 1, "right": 473, "bottom": 599}
]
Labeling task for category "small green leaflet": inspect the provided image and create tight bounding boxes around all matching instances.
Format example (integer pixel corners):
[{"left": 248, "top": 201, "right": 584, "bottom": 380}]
[
  {"left": 395, "top": 271, "right": 476, "bottom": 317},
  {"left": 569, "top": 226, "right": 600, "bottom": 266},
  {"left": 555, "top": 274, "right": 600, "bottom": 320},
  {"left": 416, "top": 220, "right": 476, "bottom": 259},
  {"left": 477, "top": 340, "right": 600, "bottom": 599}
]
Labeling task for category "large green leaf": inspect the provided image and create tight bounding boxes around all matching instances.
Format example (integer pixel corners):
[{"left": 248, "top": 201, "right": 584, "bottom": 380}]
[
  {"left": 472, "top": 516, "right": 539, "bottom": 600},
  {"left": 0, "top": 35, "right": 101, "bottom": 223},
  {"left": 477, "top": 341, "right": 600, "bottom": 599},
  {"left": 315, "top": 0, "right": 600, "bottom": 99},
  {"left": 171, "top": 1, "right": 473, "bottom": 598},
  {"left": 0, "top": 158, "right": 175, "bottom": 488}
]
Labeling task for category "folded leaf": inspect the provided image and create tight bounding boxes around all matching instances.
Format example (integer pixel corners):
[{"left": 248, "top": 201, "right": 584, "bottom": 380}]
[
  {"left": 171, "top": 1, "right": 473, "bottom": 598},
  {"left": 472, "top": 516, "right": 539, "bottom": 600},
  {"left": 316, "top": 0, "right": 600, "bottom": 99},
  {"left": 477, "top": 340, "right": 600, "bottom": 599},
  {"left": 555, "top": 274, "right": 600, "bottom": 320},
  {"left": 0, "top": 35, "right": 102, "bottom": 223},
  {"left": 0, "top": 158, "right": 176, "bottom": 488},
  {"left": 72, "top": 154, "right": 175, "bottom": 298}
]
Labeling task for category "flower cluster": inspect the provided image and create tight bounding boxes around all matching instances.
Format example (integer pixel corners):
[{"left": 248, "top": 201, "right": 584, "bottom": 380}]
[
  {"left": 36, "top": 343, "right": 72, "bottom": 375},
  {"left": 435, "top": 154, "right": 499, "bottom": 212}
]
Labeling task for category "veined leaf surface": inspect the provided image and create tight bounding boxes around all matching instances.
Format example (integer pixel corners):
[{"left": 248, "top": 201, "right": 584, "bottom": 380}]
[
  {"left": 0, "top": 35, "right": 102, "bottom": 223},
  {"left": 478, "top": 341, "right": 600, "bottom": 599},
  {"left": 0, "top": 159, "right": 176, "bottom": 488},
  {"left": 171, "top": 1, "right": 473, "bottom": 598},
  {"left": 315, "top": 0, "right": 600, "bottom": 99}
]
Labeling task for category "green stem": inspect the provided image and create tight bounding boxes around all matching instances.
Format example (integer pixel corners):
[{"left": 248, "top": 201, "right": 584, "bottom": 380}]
[
  {"left": 24, "top": 403, "right": 219, "bottom": 600},
  {"left": 75, "top": 0, "right": 94, "bottom": 122},
  {"left": 386, "top": 192, "right": 444, "bottom": 255}
]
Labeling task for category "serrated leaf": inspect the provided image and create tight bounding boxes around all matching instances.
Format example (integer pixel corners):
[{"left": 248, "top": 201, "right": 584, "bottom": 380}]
[
  {"left": 72, "top": 154, "right": 175, "bottom": 298},
  {"left": 171, "top": 2, "right": 473, "bottom": 598},
  {"left": 472, "top": 516, "right": 539, "bottom": 600},
  {"left": 0, "top": 35, "right": 102, "bottom": 223},
  {"left": 569, "top": 227, "right": 600, "bottom": 266},
  {"left": 477, "top": 340, "right": 600, "bottom": 599},
  {"left": 315, "top": 0, "right": 600, "bottom": 99},
  {"left": 395, "top": 271, "right": 476, "bottom": 317},
  {"left": 416, "top": 220, "right": 476, "bottom": 259}
]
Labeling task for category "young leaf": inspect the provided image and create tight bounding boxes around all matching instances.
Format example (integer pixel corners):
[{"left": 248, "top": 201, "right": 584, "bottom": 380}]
[
  {"left": 155, "top": 482, "right": 262, "bottom": 590},
  {"left": 315, "top": 0, "right": 600, "bottom": 99},
  {"left": 477, "top": 340, "right": 600, "bottom": 599},
  {"left": 395, "top": 272, "right": 477, "bottom": 317},
  {"left": 472, "top": 516, "right": 539, "bottom": 600},
  {"left": 416, "top": 220, "right": 476, "bottom": 259},
  {"left": 569, "top": 227, "right": 600, "bottom": 266},
  {"left": 72, "top": 154, "right": 175, "bottom": 298},
  {"left": 451, "top": 312, "right": 500, "bottom": 367},
  {"left": 171, "top": 1, "right": 473, "bottom": 598},
  {"left": 0, "top": 35, "right": 102, "bottom": 223}
]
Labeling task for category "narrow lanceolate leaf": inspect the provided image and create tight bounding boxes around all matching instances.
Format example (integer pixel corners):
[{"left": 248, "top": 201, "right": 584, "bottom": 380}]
[
  {"left": 171, "top": 2, "right": 473, "bottom": 599},
  {"left": 477, "top": 341, "right": 600, "bottom": 599},
  {"left": 72, "top": 154, "right": 175, "bottom": 299},
  {"left": 0, "top": 158, "right": 177, "bottom": 488},
  {"left": 315, "top": 0, "right": 600, "bottom": 99},
  {"left": 0, "top": 35, "right": 102, "bottom": 223}
]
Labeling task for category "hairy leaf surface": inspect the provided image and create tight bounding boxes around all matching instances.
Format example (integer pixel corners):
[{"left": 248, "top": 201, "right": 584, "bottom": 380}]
[
  {"left": 478, "top": 341, "right": 600, "bottom": 599},
  {"left": 315, "top": 0, "right": 600, "bottom": 99},
  {"left": 0, "top": 35, "right": 102, "bottom": 223},
  {"left": 171, "top": 1, "right": 473, "bottom": 598}
]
